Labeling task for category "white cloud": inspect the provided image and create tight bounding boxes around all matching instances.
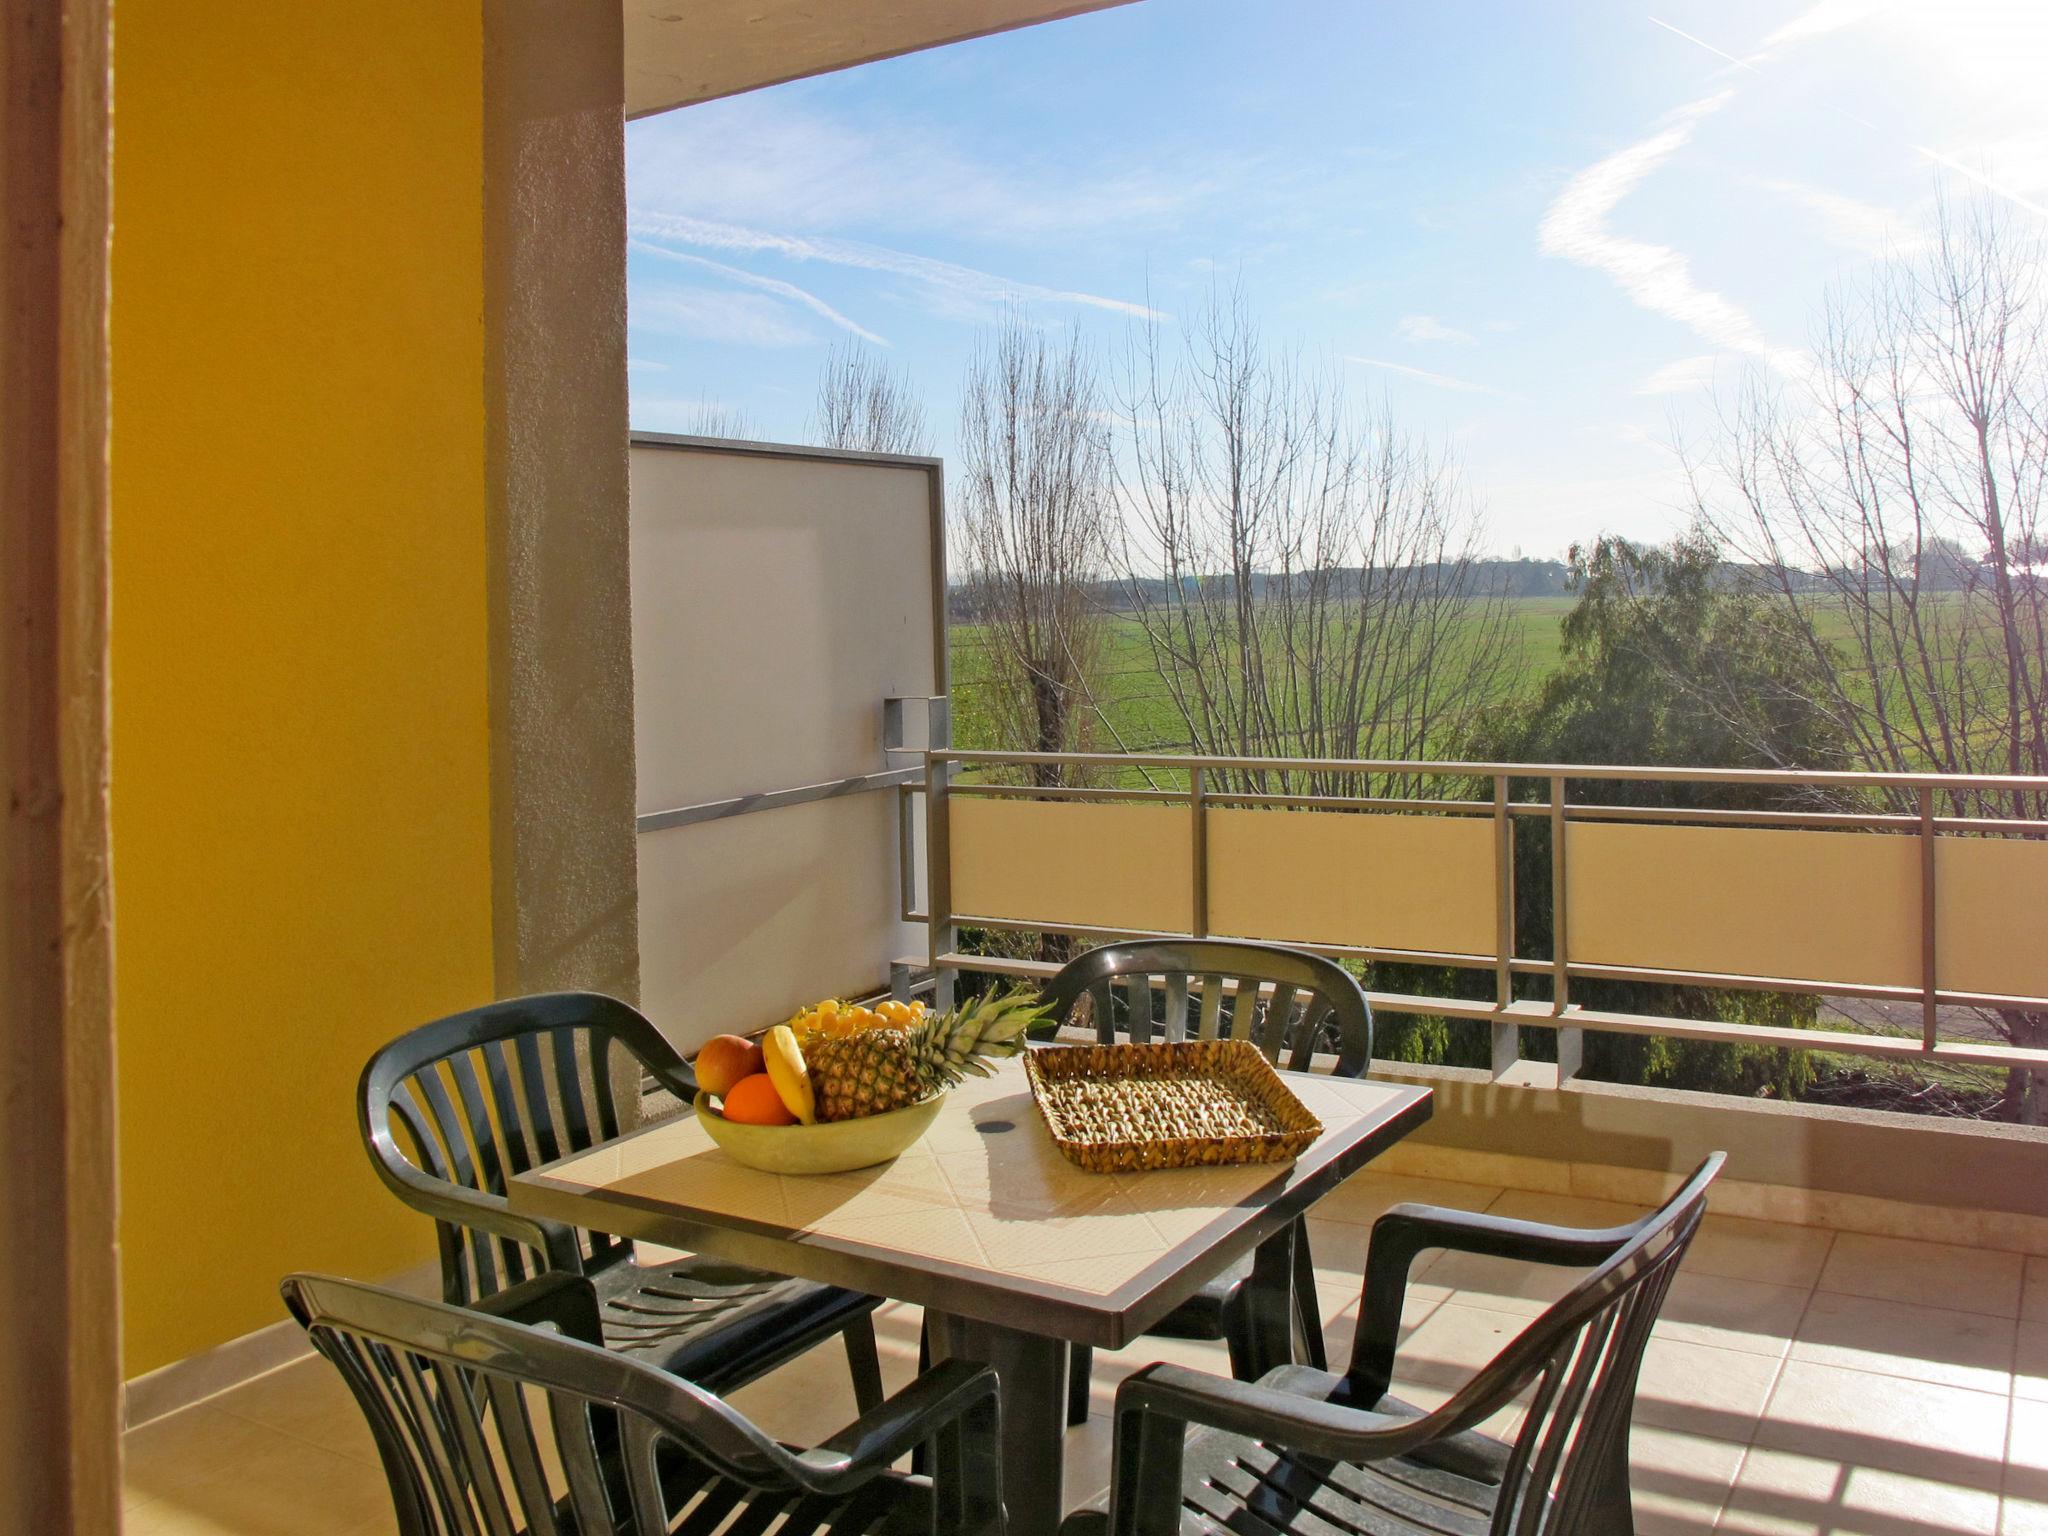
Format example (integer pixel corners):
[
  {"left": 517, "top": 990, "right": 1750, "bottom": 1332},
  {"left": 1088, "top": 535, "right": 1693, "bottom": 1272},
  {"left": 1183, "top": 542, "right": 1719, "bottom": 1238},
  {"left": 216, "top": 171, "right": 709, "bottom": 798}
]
[
  {"left": 631, "top": 286, "right": 815, "bottom": 349},
  {"left": 629, "top": 209, "right": 1164, "bottom": 323},
  {"left": 626, "top": 358, "right": 668, "bottom": 373},
  {"left": 630, "top": 240, "right": 888, "bottom": 346},
  {"left": 1539, "top": 91, "right": 1801, "bottom": 371},
  {"left": 1757, "top": 0, "right": 1887, "bottom": 55},
  {"left": 1635, "top": 355, "right": 1725, "bottom": 396},
  {"left": 1396, "top": 313, "right": 1477, "bottom": 346},
  {"left": 1753, "top": 179, "right": 1908, "bottom": 256},
  {"left": 1345, "top": 355, "right": 1507, "bottom": 396},
  {"left": 627, "top": 92, "right": 1226, "bottom": 245}
]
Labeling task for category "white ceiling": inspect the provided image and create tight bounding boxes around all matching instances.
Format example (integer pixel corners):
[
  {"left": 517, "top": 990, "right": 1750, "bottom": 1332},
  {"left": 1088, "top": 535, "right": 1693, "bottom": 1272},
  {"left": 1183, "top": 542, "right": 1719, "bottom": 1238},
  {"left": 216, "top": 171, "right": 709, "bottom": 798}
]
[{"left": 624, "top": 0, "right": 1139, "bottom": 118}]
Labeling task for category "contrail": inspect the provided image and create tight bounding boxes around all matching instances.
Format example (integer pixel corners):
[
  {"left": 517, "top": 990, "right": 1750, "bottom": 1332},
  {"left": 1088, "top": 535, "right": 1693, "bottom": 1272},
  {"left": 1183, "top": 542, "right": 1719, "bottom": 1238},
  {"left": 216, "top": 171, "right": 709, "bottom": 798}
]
[
  {"left": 1647, "top": 12, "right": 2048, "bottom": 221},
  {"left": 630, "top": 240, "right": 890, "bottom": 346},
  {"left": 1647, "top": 15, "right": 1760, "bottom": 73}
]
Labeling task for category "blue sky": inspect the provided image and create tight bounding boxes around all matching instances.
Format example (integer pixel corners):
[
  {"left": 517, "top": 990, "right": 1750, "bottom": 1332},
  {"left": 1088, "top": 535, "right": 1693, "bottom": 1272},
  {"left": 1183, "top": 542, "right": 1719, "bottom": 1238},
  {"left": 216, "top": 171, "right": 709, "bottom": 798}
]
[{"left": 625, "top": 0, "right": 2048, "bottom": 557}]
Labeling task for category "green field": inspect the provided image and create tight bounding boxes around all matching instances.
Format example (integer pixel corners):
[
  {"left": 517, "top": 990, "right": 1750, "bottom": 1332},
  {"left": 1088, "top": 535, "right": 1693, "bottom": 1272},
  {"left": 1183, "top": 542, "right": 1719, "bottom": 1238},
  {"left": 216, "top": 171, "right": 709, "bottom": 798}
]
[{"left": 948, "top": 598, "right": 1578, "bottom": 755}]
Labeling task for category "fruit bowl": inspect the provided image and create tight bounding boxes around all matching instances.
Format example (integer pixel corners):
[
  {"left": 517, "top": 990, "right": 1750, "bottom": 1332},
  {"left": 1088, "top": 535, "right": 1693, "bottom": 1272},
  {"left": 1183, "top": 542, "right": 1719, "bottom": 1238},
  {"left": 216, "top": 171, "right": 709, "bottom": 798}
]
[{"left": 692, "top": 1091, "right": 945, "bottom": 1175}]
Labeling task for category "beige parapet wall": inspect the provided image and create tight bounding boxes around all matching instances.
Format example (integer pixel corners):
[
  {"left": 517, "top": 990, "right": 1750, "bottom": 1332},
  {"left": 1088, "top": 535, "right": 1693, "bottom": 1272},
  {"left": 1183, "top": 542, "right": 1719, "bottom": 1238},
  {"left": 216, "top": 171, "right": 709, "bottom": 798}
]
[
  {"left": 1569, "top": 821, "right": 2048, "bottom": 997},
  {"left": 945, "top": 791, "right": 2048, "bottom": 1030},
  {"left": 1375, "top": 1061, "right": 2048, "bottom": 1251}
]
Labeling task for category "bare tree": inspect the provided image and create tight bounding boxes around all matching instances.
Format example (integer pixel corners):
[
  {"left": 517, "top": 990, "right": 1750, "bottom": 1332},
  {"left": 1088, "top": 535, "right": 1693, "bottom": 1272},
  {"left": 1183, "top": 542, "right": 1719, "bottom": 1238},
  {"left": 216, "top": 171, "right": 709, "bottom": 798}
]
[
  {"left": 1113, "top": 285, "right": 1518, "bottom": 797},
  {"left": 954, "top": 319, "right": 1112, "bottom": 790},
  {"left": 813, "top": 342, "right": 930, "bottom": 455},
  {"left": 1693, "top": 192, "right": 2048, "bottom": 1118},
  {"left": 681, "top": 401, "right": 758, "bottom": 440}
]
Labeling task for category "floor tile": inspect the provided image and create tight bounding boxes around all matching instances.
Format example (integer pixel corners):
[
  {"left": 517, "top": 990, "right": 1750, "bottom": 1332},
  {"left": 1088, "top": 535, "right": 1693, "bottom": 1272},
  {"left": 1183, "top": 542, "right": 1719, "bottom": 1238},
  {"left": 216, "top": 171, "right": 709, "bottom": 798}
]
[
  {"left": 1791, "top": 1291, "right": 2017, "bottom": 1395},
  {"left": 1722, "top": 1358, "right": 2011, "bottom": 1533},
  {"left": 211, "top": 1354, "right": 382, "bottom": 1466},
  {"left": 2018, "top": 1323, "right": 2048, "bottom": 1404},
  {"left": 1655, "top": 1271, "right": 1809, "bottom": 1358},
  {"left": 1819, "top": 1233, "right": 2026, "bottom": 1319},
  {"left": 1725, "top": 1442, "right": 2003, "bottom": 1535},
  {"left": 2025, "top": 1258, "right": 2048, "bottom": 1323},
  {"left": 1628, "top": 1422, "right": 1745, "bottom": 1536},
  {"left": 1685, "top": 1214, "right": 1835, "bottom": 1289},
  {"left": 123, "top": 1428, "right": 393, "bottom": 1536},
  {"left": 1419, "top": 1247, "right": 1578, "bottom": 1316},
  {"left": 2004, "top": 1398, "right": 2048, "bottom": 1536},
  {"left": 1384, "top": 1299, "right": 1536, "bottom": 1438},
  {"left": 1633, "top": 1337, "right": 1779, "bottom": 1437},
  {"left": 1307, "top": 1171, "right": 1503, "bottom": 1228}
]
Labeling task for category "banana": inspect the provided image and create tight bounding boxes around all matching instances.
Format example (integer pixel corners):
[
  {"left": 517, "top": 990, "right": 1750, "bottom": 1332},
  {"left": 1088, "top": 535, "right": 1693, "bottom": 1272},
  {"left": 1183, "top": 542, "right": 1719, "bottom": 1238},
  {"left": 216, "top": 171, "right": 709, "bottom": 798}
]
[{"left": 762, "top": 1024, "right": 816, "bottom": 1124}]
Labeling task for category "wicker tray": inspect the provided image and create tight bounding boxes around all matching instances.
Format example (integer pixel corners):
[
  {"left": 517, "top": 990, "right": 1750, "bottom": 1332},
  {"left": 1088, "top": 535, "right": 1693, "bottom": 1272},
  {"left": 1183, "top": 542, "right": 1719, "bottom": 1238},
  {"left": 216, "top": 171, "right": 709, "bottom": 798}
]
[{"left": 1023, "top": 1039, "right": 1323, "bottom": 1173}]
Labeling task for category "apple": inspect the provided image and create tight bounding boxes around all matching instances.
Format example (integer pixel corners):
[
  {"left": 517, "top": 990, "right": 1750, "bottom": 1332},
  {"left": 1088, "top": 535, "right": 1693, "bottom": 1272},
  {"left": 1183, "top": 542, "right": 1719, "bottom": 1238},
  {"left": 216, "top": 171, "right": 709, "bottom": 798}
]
[{"left": 694, "top": 1033, "right": 765, "bottom": 1099}]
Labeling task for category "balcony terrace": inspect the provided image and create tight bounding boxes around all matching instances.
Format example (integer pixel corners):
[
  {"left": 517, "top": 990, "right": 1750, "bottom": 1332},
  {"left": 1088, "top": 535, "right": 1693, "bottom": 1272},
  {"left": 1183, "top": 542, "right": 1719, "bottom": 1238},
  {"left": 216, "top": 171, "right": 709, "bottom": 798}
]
[{"left": 122, "top": 1153, "right": 2047, "bottom": 1536}]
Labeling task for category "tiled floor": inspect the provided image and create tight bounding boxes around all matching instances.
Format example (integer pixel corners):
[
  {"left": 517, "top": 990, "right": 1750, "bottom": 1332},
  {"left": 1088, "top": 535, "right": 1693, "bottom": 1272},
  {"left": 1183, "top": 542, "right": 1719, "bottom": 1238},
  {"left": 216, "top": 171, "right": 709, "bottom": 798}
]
[{"left": 122, "top": 1171, "right": 2048, "bottom": 1535}]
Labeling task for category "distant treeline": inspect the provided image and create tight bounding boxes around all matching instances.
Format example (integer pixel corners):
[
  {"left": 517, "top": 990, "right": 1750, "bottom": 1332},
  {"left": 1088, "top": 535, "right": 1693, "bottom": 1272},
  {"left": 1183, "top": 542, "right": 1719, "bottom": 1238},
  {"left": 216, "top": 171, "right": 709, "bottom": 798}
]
[{"left": 947, "top": 551, "right": 2004, "bottom": 622}]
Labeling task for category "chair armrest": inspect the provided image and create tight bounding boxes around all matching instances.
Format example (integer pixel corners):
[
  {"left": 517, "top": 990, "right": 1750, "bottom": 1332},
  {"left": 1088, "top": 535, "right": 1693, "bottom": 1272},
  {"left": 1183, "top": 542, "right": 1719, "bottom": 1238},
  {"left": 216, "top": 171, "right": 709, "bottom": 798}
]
[
  {"left": 368, "top": 1151, "right": 584, "bottom": 1279},
  {"left": 1115, "top": 1363, "right": 1428, "bottom": 1463},
  {"left": 470, "top": 1271, "right": 604, "bottom": 1345},
  {"left": 1349, "top": 1201, "right": 1639, "bottom": 1398},
  {"left": 803, "top": 1359, "right": 1002, "bottom": 1479},
  {"left": 1103, "top": 1361, "right": 1439, "bottom": 1531}
]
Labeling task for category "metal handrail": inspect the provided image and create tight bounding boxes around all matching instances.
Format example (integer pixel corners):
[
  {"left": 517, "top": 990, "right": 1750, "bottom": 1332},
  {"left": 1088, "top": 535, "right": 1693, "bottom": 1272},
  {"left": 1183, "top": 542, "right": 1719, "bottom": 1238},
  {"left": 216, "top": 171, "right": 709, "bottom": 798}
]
[{"left": 933, "top": 747, "right": 2048, "bottom": 794}]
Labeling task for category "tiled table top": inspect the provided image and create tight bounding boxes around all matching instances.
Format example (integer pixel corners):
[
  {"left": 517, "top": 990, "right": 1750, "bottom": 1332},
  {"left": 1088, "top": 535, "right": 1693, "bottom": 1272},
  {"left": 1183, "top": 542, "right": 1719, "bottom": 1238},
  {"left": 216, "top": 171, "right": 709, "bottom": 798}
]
[{"left": 511, "top": 1055, "right": 1430, "bottom": 1344}]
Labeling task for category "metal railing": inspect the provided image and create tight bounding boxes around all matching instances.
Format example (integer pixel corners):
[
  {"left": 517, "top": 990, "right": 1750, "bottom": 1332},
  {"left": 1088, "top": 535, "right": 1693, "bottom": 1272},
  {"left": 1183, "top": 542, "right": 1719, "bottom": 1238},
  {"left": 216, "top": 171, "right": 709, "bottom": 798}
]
[{"left": 910, "top": 748, "right": 2048, "bottom": 1080}]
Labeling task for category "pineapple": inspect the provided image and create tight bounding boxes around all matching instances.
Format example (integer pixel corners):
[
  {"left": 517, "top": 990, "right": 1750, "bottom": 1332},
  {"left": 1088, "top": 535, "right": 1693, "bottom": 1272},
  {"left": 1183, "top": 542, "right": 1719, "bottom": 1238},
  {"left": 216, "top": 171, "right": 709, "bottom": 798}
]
[{"left": 806, "top": 988, "right": 1044, "bottom": 1121}]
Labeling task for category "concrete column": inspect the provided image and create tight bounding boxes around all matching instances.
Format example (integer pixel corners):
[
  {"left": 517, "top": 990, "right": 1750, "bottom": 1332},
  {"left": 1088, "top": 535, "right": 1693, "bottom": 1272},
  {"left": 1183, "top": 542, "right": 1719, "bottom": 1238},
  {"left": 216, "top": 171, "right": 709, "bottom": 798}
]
[{"left": 483, "top": 2, "right": 641, "bottom": 1005}]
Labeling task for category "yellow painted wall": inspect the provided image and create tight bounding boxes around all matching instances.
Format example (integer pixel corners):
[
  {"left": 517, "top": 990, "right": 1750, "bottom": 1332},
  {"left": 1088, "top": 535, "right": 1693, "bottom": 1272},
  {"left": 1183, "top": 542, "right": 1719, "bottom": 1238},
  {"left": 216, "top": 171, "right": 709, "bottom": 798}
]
[{"left": 111, "top": 6, "right": 494, "bottom": 1376}]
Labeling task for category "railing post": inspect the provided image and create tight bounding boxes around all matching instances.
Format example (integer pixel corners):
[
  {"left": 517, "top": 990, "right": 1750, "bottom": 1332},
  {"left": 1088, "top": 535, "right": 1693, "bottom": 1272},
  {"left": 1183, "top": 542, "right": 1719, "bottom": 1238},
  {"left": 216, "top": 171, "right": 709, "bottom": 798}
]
[
  {"left": 1920, "top": 786, "right": 1938, "bottom": 1052},
  {"left": 1551, "top": 774, "right": 1582, "bottom": 1084},
  {"left": 1492, "top": 772, "right": 1519, "bottom": 1077},
  {"left": 926, "top": 698, "right": 955, "bottom": 1011},
  {"left": 1190, "top": 764, "right": 1209, "bottom": 939}
]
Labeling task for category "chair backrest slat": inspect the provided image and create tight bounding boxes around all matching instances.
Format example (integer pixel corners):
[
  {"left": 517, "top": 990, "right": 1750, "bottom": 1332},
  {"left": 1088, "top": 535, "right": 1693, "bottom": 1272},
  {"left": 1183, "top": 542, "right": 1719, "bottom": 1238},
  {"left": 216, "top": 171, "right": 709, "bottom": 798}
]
[
  {"left": 1040, "top": 941, "right": 1374, "bottom": 1081},
  {"left": 476, "top": 1040, "right": 534, "bottom": 1179},
  {"left": 482, "top": 1376, "right": 564, "bottom": 1536},
  {"left": 445, "top": 1054, "right": 506, "bottom": 1197},
  {"left": 389, "top": 1346, "right": 486, "bottom": 1535},
  {"left": 513, "top": 1032, "right": 562, "bottom": 1167},
  {"left": 428, "top": 1358, "right": 519, "bottom": 1536},
  {"left": 548, "top": 1389, "right": 620, "bottom": 1536},
  {"left": 1161, "top": 974, "right": 1189, "bottom": 1042},
  {"left": 1259, "top": 984, "right": 1298, "bottom": 1063},
  {"left": 1125, "top": 975, "right": 1154, "bottom": 1045}
]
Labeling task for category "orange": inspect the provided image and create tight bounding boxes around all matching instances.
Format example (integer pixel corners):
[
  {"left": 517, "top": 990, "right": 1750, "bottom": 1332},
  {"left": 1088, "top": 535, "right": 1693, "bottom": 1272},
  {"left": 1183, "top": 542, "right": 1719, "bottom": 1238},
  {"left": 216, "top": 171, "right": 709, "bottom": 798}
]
[{"left": 720, "top": 1072, "right": 797, "bottom": 1126}]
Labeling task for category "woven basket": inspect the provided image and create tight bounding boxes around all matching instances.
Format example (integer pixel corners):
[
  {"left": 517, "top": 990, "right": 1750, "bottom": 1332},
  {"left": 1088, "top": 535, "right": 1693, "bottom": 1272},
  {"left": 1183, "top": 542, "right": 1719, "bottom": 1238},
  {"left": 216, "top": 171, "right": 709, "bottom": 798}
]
[{"left": 1024, "top": 1039, "right": 1323, "bottom": 1173}]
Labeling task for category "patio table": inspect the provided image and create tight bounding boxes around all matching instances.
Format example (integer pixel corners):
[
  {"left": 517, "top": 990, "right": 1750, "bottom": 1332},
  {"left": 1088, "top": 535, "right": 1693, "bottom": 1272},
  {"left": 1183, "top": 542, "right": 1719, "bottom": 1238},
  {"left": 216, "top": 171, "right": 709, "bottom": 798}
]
[{"left": 509, "top": 1053, "right": 1431, "bottom": 1536}]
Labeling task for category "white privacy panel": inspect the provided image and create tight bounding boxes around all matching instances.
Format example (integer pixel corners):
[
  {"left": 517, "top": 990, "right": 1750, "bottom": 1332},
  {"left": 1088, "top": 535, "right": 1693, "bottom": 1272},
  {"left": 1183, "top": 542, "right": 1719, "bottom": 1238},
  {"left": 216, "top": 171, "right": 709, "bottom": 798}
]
[{"left": 629, "top": 435, "right": 942, "bottom": 1049}]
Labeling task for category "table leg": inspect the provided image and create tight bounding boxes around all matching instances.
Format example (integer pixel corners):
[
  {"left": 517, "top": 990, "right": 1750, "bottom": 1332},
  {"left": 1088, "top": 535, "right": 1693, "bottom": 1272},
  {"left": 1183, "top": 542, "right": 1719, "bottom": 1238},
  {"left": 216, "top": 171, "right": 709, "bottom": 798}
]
[
  {"left": 926, "top": 1310, "right": 1072, "bottom": 1536},
  {"left": 1238, "top": 1224, "right": 1303, "bottom": 1380}
]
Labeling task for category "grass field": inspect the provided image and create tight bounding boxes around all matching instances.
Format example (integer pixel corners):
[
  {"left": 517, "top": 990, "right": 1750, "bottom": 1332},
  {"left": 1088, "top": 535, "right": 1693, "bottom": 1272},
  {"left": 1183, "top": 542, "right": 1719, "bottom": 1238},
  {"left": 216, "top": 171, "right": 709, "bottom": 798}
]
[{"left": 948, "top": 597, "right": 1578, "bottom": 755}]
